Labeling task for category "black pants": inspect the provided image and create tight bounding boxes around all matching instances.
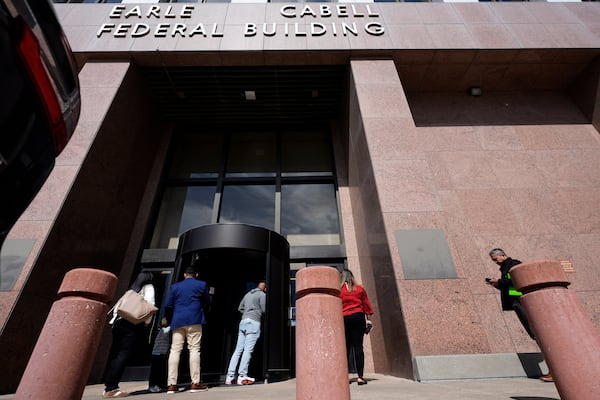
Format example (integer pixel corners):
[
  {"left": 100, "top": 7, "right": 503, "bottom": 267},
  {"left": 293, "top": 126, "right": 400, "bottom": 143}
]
[
  {"left": 104, "top": 319, "right": 141, "bottom": 391},
  {"left": 512, "top": 300, "right": 536, "bottom": 340},
  {"left": 344, "top": 312, "right": 366, "bottom": 378},
  {"left": 149, "top": 354, "right": 168, "bottom": 388}
]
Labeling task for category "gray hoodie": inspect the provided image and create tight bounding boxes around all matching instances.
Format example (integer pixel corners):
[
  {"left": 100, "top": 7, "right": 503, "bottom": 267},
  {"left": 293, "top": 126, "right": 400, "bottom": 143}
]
[{"left": 239, "top": 287, "right": 266, "bottom": 322}]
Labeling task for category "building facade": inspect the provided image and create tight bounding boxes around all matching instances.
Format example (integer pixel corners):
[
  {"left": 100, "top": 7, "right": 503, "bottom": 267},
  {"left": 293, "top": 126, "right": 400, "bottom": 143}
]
[{"left": 1, "top": 0, "right": 600, "bottom": 393}]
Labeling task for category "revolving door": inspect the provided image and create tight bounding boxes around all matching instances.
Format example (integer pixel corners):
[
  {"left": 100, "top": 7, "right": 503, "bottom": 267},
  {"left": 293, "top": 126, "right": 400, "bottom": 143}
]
[{"left": 174, "top": 224, "right": 291, "bottom": 383}]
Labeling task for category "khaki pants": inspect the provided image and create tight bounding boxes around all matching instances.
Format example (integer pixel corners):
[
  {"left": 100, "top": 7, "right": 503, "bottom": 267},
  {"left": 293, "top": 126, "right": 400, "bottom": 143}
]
[{"left": 167, "top": 324, "right": 202, "bottom": 385}]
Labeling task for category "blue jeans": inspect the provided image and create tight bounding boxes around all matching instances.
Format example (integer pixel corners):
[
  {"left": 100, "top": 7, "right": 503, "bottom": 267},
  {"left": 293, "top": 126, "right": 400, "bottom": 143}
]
[{"left": 227, "top": 318, "right": 261, "bottom": 377}]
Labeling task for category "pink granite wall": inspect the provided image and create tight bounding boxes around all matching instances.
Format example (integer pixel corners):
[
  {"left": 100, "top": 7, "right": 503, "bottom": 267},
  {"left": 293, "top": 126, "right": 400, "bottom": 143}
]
[
  {"left": 346, "top": 60, "right": 414, "bottom": 378},
  {"left": 347, "top": 59, "right": 600, "bottom": 377},
  {"left": 408, "top": 91, "right": 600, "bottom": 353}
]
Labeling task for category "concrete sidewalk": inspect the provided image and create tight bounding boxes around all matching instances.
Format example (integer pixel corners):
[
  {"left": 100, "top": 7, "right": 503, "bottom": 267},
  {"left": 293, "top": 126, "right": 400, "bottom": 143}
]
[{"left": 1, "top": 374, "right": 560, "bottom": 400}]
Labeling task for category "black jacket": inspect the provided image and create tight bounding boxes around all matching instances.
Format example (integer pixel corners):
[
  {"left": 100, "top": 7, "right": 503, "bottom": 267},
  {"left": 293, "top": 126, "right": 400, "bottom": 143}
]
[{"left": 497, "top": 257, "right": 522, "bottom": 310}]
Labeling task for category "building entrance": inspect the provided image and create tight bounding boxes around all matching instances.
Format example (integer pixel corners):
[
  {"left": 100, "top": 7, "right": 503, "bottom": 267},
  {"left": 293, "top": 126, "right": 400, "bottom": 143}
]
[
  {"left": 174, "top": 224, "right": 291, "bottom": 384},
  {"left": 193, "top": 247, "right": 266, "bottom": 383}
]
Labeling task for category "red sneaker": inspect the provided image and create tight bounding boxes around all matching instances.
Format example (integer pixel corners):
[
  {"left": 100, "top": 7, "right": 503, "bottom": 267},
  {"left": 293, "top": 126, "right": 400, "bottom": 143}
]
[{"left": 236, "top": 376, "right": 255, "bottom": 385}]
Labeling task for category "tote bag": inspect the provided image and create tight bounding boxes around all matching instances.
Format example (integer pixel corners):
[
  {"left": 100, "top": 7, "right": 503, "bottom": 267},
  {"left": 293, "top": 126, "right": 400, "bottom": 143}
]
[{"left": 115, "top": 289, "right": 158, "bottom": 325}]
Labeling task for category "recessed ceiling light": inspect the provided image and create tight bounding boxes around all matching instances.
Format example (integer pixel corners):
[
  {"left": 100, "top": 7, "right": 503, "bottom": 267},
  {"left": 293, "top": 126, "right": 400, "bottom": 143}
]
[{"left": 469, "top": 87, "right": 482, "bottom": 97}]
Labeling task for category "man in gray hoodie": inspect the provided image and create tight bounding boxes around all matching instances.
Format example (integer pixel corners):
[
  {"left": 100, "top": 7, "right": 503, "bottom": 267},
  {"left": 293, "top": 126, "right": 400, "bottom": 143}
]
[{"left": 225, "top": 281, "right": 267, "bottom": 385}]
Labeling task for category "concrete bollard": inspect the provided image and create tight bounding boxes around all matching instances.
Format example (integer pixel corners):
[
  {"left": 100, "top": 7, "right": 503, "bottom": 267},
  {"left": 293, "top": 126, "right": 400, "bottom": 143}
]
[
  {"left": 15, "top": 268, "right": 118, "bottom": 400},
  {"left": 295, "top": 266, "right": 350, "bottom": 400},
  {"left": 510, "top": 260, "right": 600, "bottom": 400}
]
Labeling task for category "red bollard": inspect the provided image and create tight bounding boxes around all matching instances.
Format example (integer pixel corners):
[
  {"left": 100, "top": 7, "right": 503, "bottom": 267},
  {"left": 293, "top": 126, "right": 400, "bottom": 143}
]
[
  {"left": 510, "top": 260, "right": 600, "bottom": 400},
  {"left": 15, "top": 268, "right": 118, "bottom": 400},
  {"left": 295, "top": 266, "right": 350, "bottom": 400}
]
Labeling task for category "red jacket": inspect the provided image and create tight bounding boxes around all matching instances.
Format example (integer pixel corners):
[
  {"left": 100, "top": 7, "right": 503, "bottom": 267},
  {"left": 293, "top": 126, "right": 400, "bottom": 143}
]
[{"left": 340, "top": 284, "right": 374, "bottom": 317}]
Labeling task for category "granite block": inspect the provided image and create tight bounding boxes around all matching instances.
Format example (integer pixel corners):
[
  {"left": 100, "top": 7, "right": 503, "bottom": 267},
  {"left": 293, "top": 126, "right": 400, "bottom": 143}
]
[
  {"left": 477, "top": 126, "right": 523, "bottom": 151},
  {"left": 372, "top": 159, "right": 441, "bottom": 213},
  {"left": 426, "top": 24, "right": 476, "bottom": 49},
  {"left": 399, "top": 279, "right": 489, "bottom": 356},
  {"left": 413, "top": 353, "right": 545, "bottom": 381},
  {"left": 18, "top": 166, "right": 79, "bottom": 222},
  {"left": 466, "top": 23, "right": 520, "bottom": 49},
  {"left": 452, "top": 3, "right": 501, "bottom": 24}
]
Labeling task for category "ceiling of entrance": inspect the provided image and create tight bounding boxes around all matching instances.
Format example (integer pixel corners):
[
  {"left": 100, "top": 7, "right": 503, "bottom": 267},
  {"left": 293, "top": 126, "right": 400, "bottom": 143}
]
[
  {"left": 137, "top": 49, "right": 599, "bottom": 126},
  {"left": 140, "top": 65, "right": 347, "bottom": 126}
]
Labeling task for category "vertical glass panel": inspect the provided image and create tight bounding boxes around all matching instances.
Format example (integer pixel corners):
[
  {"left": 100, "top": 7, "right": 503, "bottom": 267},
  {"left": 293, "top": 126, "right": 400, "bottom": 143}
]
[
  {"left": 281, "top": 183, "right": 340, "bottom": 246},
  {"left": 219, "top": 185, "right": 275, "bottom": 230},
  {"left": 150, "top": 186, "right": 216, "bottom": 249},
  {"left": 281, "top": 130, "right": 332, "bottom": 176},
  {"left": 226, "top": 132, "right": 276, "bottom": 177},
  {"left": 0, "top": 239, "right": 35, "bottom": 291},
  {"left": 168, "top": 133, "right": 223, "bottom": 179}
]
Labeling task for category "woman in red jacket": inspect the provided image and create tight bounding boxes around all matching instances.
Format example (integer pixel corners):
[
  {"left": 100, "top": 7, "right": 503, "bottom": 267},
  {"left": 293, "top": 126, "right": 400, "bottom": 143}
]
[{"left": 340, "top": 269, "right": 374, "bottom": 385}]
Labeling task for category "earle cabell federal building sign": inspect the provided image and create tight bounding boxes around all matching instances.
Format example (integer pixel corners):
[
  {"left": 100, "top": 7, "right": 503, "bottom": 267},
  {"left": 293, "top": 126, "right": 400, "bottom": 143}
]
[{"left": 96, "top": 4, "right": 385, "bottom": 39}]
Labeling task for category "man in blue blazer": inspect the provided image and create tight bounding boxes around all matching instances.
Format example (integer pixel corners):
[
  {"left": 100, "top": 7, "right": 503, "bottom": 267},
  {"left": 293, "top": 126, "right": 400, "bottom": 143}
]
[{"left": 163, "top": 266, "right": 211, "bottom": 393}]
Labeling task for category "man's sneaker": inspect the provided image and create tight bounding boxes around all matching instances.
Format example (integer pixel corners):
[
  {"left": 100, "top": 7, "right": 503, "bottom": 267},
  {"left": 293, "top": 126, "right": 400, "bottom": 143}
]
[
  {"left": 102, "top": 389, "right": 129, "bottom": 398},
  {"left": 236, "top": 376, "right": 255, "bottom": 385},
  {"left": 190, "top": 383, "right": 209, "bottom": 392},
  {"left": 166, "top": 385, "right": 178, "bottom": 394},
  {"left": 225, "top": 376, "right": 235, "bottom": 385}
]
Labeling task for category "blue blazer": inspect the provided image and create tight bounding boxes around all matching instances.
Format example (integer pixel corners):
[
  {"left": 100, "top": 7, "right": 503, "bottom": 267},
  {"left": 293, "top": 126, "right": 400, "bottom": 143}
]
[{"left": 165, "top": 277, "right": 210, "bottom": 330}]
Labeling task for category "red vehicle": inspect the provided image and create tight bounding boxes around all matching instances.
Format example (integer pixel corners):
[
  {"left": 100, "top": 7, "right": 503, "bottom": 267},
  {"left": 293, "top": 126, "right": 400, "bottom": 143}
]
[{"left": 0, "top": 0, "right": 80, "bottom": 245}]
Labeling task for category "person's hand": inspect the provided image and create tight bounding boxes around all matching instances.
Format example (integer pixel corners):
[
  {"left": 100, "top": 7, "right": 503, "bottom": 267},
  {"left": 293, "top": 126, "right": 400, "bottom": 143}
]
[
  {"left": 485, "top": 278, "right": 499, "bottom": 288},
  {"left": 365, "top": 320, "right": 373, "bottom": 334}
]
